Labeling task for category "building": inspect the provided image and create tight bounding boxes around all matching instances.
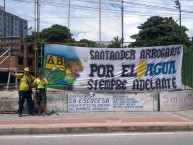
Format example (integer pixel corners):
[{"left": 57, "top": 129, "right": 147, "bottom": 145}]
[
  {"left": 0, "top": 6, "right": 28, "bottom": 40},
  {"left": 0, "top": 36, "right": 34, "bottom": 71},
  {"left": 0, "top": 6, "right": 34, "bottom": 89},
  {"left": 0, "top": 36, "right": 35, "bottom": 89}
]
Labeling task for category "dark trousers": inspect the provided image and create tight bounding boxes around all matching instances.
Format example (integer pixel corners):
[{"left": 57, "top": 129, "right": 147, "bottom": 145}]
[
  {"left": 18, "top": 90, "right": 34, "bottom": 114},
  {"left": 36, "top": 89, "right": 46, "bottom": 105}
]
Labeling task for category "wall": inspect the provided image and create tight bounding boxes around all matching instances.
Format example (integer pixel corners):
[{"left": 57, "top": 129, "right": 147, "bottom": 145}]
[
  {"left": 47, "top": 93, "right": 68, "bottom": 112},
  {"left": 46, "top": 92, "right": 158, "bottom": 112},
  {"left": 1, "top": 90, "right": 193, "bottom": 113},
  {"left": 160, "top": 90, "right": 193, "bottom": 111},
  {"left": 0, "top": 56, "right": 10, "bottom": 68},
  {"left": 0, "top": 56, "right": 18, "bottom": 68},
  {"left": 67, "top": 93, "right": 158, "bottom": 112},
  {"left": 0, "top": 91, "right": 18, "bottom": 113}
]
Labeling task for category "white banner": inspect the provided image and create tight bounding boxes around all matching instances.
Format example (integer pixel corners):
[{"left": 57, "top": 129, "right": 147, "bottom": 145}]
[
  {"left": 68, "top": 93, "right": 158, "bottom": 112},
  {"left": 44, "top": 44, "right": 183, "bottom": 92}
]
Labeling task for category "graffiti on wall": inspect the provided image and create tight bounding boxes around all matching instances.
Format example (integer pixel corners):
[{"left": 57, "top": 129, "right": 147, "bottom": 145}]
[
  {"left": 68, "top": 93, "right": 158, "bottom": 112},
  {"left": 160, "top": 91, "right": 193, "bottom": 111},
  {"left": 47, "top": 93, "right": 68, "bottom": 112}
]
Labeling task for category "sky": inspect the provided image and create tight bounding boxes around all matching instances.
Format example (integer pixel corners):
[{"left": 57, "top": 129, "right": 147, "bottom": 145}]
[{"left": 2, "top": 0, "right": 193, "bottom": 44}]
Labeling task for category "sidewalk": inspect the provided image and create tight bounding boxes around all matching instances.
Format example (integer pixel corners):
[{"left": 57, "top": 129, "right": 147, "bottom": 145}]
[{"left": 1, "top": 110, "right": 193, "bottom": 135}]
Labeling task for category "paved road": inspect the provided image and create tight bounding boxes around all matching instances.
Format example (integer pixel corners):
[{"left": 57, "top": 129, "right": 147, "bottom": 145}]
[{"left": 0, "top": 132, "right": 193, "bottom": 145}]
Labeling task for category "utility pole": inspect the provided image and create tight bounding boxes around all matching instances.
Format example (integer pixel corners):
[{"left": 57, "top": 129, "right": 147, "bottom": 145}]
[
  {"left": 37, "top": 0, "right": 40, "bottom": 69},
  {"left": 37, "top": 0, "right": 40, "bottom": 43},
  {"left": 121, "top": 0, "right": 124, "bottom": 48},
  {"left": 175, "top": 0, "right": 181, "bottom": 44},
  {"left": 34, "top": 0, "right": 37, "bottom": 45},
  {"left": 34, "top": 0, "right": 37, "bottom": 77},
  {"left": 68, "top": 0, "right": 71, "bottom": 42},
  {"left": 99, "top": 0, "right": 101, "bottom": 44},
  {"left": 191, "top": 37, "right": 193, "bottom": 49},
  {"left": 179, "top": 3, "right": 181, "bottom": 44},
  {"left": 3, "top": 0, "right": 6, "bottom": 40}
]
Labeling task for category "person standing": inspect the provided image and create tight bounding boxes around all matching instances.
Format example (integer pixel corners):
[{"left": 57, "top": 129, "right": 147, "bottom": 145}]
[
  {"left": 33, "top": 70, "right": 48, "bottom": 115},
  {"left": 11, "top": 67, "right": 35, "bottom": 117}
]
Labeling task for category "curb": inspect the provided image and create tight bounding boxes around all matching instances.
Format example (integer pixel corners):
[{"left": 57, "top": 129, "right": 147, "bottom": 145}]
[{"left": 1, "top": 124, "right": 193, "bottom": 135}]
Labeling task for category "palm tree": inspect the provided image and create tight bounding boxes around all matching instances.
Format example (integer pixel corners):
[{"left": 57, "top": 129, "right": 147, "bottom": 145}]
[{"left": 107, "top": 36, "right": 122, "bottom": 48}]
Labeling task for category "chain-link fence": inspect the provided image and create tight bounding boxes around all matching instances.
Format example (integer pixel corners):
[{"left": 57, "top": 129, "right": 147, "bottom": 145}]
[
  {"left": 182, "top": 48, "right": 193, "bottom": 89},
  {"left": 2, "top": 0, "right": 193, "bottom": 44},
  {"left": 3, "top": 0, "right": 122, "bottom": 43},
  {"left": 1, "top": 0, "right": 193, "bottom": 91}
]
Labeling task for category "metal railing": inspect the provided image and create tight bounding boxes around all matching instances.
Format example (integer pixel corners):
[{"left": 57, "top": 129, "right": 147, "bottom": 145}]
[
  {"left": 182, "top": 48, "right": 193, "bottom": 89},
  {"left": 0, "top": 46, "right": 11, "bottom": 65}
]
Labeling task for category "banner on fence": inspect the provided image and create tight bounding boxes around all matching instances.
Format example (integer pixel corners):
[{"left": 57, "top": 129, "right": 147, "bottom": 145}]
[
  {"left": 68, "top": 93, "right": 158, "bottom": 112},
  {"left": 44, "top": 44, "right": 183, "bottom": 92}
]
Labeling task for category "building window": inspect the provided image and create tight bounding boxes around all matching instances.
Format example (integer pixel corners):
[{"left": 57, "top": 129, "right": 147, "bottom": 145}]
[
  {"left": 28, "top": 58, "right": 33, "bottom": 66},
  {"left": 21, "top": 45, "right": 24, "bottom": 52},
  {"left": 18, "top": 57, "right": 23, "bottom": 65},
  {"left": 28, "top": 44, "right": 34, "bottom": 54}
]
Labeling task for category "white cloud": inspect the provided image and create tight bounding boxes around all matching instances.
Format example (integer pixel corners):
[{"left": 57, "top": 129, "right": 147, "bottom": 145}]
[
  {"left": 124, "top": 16, "right": 141, "bottom": 25},
  {"left": 76, "top": 32, "right": 98, "bottom": 41}
]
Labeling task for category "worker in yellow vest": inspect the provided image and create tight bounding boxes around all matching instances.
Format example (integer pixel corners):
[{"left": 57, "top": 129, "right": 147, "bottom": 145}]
[
  {"left": 11, "top": 67, "right": 35, "bottom": 117},
  {"left": 33, "top": 70, "right": 48, "bottom": 115}
]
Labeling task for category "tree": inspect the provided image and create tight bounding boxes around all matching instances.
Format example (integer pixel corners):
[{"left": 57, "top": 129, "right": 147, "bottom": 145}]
[
  {"left": 24, "top": 24, "right": 73, "bottom": 43},
  {"left": 24, "top": 32, "right": 36, "bottom": 42},
  {"left": 107, "top": 36, "right": 121, "bottom": 48},
  {"left": 128, "top": 16, "right": 193, "bottom": 88},
  {"left": 41, "top": 24, "right": 73, "bottom": 43},
  {"left": 129, "top": 16, "right": 191, "bottom": 48},
  {"left": 79, "top": 39, "right": 97, "bottom": 47}
]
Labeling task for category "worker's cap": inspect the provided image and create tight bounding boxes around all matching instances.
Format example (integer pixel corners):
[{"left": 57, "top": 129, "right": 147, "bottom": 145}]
[{"left": 24, "top": 67, "right": 30, "bottom": 72}]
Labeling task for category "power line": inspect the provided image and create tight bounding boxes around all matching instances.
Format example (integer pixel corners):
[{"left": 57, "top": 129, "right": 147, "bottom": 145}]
[
  {"left": 5, "top": 0, "right": 193, "bottom": 40},
  {"left": 9, "top": 0, "right": 193, "bottom": 16}
]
